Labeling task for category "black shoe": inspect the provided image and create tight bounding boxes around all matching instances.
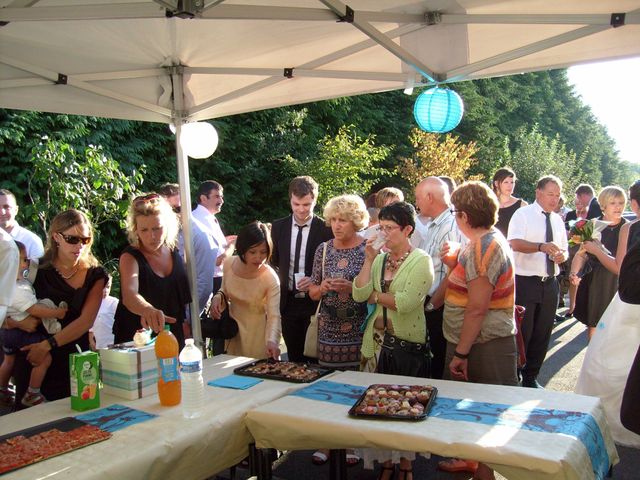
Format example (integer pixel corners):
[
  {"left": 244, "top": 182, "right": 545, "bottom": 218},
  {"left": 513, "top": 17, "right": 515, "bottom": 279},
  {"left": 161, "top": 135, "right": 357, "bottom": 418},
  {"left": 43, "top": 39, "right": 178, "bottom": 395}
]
[{"left": 522, "top": 378, "right": 544, "bottom": 389}]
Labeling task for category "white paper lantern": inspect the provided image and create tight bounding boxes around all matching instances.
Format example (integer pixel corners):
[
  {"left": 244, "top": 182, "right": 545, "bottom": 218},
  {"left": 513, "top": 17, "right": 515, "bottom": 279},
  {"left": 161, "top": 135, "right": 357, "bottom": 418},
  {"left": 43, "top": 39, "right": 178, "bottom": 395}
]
[{"left": 179, "top": 122, "right": 219, "bottom": 159}]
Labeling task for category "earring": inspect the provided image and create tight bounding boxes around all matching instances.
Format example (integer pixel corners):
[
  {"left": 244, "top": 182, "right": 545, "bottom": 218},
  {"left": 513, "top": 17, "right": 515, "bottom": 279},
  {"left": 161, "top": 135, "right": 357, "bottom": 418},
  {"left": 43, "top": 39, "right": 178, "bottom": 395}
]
[{"left": 22, "top": 268, "right": 30, "bottom": 279}]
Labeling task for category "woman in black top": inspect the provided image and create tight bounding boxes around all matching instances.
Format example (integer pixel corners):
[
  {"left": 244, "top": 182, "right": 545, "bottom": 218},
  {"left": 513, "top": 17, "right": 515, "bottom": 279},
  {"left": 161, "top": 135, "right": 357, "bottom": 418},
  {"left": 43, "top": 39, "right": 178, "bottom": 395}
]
[
  {"left": 491, "top": 167, "right": 527, "bottom": 237},
  {"left": 9, "top": 209, "right": 107, "bottom": 404},
  {"left": 113, "top": 193, "right": 190, "bottom": 349}
]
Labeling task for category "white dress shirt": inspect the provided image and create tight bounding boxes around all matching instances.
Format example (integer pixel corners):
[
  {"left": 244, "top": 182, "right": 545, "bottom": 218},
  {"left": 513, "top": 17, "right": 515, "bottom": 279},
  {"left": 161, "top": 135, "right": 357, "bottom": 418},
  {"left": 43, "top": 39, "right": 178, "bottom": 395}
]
[
  {"left": 288, "top": 217, "right": 313, "bottom": 290},
  {"left": 507, "top": 201, "right": 568, "bottom": 277},
  {"left": 0, "top": 228, "right": 19, "bottom": 325},
  {"left": 192, "top": 204, "right": 227, "bottom": 278},
  {"left": 10, "top": 223, "right": 44, "bottom": 259}
]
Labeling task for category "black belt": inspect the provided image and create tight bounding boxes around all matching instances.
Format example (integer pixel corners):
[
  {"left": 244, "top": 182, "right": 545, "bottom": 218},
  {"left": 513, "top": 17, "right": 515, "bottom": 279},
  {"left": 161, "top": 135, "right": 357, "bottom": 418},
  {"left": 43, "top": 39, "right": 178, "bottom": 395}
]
[
  {"left": 525, "top": 275, "right": 556, "bottom": 283},
  {"left": 381, "top": 334, "right": 429, "bottom": 353}
]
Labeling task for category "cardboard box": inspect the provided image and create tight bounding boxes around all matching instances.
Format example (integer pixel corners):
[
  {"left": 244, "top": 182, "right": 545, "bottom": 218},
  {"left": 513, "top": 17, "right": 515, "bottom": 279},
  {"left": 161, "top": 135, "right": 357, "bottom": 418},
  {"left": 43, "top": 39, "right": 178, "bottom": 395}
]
[
  {"left": 103, "top": 382, "right": 158, "bottom": 400},
  {"left": 99, "top": 342, "right": 158, "bottom": 400}
]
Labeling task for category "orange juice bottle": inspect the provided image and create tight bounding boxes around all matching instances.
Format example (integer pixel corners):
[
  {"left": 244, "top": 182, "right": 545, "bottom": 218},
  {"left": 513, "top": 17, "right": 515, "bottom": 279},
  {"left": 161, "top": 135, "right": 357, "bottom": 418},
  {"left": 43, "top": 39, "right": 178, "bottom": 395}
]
[{"left": 155, "top": 325, "right": 181, "bottom": 406}]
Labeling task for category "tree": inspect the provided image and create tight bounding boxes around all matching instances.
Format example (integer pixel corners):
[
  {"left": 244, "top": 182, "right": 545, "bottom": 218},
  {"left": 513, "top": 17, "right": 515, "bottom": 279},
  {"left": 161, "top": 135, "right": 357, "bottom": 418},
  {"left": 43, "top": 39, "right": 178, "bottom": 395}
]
[
  {"left": 502, "top": 125, "right": 586, "bottom": 203},
  {"left": 296, "top": 125, "right": 391, "bottom": 207},
  {"left": 24, "top": 137, "right": 144, "bottom": 262},
  {"left": 397, "top": 129, "right": 479, "bottom": 200}
]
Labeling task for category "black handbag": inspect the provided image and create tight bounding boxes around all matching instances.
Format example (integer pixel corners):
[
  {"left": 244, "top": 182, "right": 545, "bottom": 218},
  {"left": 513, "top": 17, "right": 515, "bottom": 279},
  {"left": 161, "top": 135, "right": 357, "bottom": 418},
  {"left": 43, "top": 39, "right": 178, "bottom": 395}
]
[
  {"left": 374, "top": 254, "right": 431, "bottom": 378},
  {"left": 200, "top": 291, "right": 239, "bottom": 340}
]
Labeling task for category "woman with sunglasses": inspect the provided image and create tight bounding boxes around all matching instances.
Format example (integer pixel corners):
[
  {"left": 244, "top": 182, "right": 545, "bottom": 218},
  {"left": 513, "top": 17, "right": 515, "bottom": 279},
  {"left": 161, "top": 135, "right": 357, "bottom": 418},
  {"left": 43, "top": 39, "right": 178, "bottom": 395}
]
[
  {"left": 10, "top": 209, "right": 108, "bottom": 404},
  {"left": 353, "top": 201, "right": 433, "bottom": 480},
  {"left": 113, "top": 193, "right": 190, "bottom": 349}
]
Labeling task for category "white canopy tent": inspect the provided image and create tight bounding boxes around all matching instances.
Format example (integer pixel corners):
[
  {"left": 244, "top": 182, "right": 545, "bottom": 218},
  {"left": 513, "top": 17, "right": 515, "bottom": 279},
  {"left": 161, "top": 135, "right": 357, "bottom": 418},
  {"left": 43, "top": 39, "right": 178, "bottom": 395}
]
[{"left": 2, "top": 0, "right": 639, "bottom": 346}]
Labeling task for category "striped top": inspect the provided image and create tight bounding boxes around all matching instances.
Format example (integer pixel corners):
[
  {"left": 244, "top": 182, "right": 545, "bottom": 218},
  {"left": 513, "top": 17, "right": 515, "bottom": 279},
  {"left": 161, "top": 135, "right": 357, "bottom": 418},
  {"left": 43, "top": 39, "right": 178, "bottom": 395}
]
[{"left": 443, "top": 229, "right": 516, "bottom": 344}]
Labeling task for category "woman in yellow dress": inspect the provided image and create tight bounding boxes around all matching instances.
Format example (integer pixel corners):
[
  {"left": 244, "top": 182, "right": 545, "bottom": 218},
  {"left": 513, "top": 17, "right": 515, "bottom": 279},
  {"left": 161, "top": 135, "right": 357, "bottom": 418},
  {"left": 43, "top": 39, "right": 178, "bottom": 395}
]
[{"left": 210, "top": 221, "right": 281, "bottom": 359}]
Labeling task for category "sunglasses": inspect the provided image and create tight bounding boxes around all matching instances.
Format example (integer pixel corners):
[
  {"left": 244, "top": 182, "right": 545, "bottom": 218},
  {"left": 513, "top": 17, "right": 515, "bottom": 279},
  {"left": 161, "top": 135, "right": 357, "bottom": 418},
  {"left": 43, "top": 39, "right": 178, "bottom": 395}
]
[
  {"left": 59, "top": 233, "right": 92, "bottom": 245},
  {"left": 133, "top": 193, "right": 161, "bottom": 207}
]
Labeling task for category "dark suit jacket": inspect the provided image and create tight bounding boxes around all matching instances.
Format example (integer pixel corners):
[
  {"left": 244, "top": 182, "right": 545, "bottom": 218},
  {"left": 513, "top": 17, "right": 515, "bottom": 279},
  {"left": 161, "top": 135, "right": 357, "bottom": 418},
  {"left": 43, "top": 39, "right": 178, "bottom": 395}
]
[
  {"left": 270, "top": 214, "right": 333, "bottom": 312},
  {"left": 586, "top": 197, "right": 602, "bottom": 219}
]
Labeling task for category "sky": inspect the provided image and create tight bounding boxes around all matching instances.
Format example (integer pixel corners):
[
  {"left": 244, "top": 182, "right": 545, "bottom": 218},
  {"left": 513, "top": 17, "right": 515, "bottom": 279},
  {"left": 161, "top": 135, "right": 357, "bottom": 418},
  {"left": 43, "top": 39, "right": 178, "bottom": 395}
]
[{"left": 567, "top": 57, "right": 640, "bottom": 164}]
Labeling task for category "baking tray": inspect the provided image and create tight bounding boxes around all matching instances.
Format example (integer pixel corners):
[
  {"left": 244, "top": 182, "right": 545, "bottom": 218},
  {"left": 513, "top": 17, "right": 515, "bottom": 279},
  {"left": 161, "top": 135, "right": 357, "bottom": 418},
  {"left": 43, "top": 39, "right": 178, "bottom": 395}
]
[
  {"left": 348, "top": 384, "right": 438, "bottom": 421},
  {"left": 234, "top": 359, "right": 334, "bottom": 383},
  {"left": 0, "top": 417, "right": 111, "bottom": 475}
]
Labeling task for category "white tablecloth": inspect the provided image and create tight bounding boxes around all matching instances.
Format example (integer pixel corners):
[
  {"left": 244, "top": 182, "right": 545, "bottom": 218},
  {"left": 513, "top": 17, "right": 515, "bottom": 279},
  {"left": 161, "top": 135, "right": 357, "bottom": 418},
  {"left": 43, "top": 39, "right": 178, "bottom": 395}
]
[
  {"left": 1, "top": 355, "right": 307, "bottom": 480},
  {"left": 245, "top": 370, "right": 619, "bottom": 480}
]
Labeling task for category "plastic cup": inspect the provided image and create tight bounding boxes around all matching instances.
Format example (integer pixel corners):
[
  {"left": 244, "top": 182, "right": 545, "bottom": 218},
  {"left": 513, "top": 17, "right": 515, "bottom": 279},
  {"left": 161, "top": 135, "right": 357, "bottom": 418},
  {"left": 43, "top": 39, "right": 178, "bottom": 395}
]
[
  {"left": 371, "top": 232, "right": 387, "bottom": 250},
  {"left": 444, "top": 241, "right": 461, "bottom": 263},
  {"left": 294, "top": 273, "right": 305, "bottom": 289}
]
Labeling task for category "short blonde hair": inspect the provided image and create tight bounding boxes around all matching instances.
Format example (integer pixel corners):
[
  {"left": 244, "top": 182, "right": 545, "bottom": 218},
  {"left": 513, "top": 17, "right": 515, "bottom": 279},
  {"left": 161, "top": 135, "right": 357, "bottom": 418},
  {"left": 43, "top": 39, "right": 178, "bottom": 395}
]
[
  {"left": 126, "top": 193, "right": 179, "bottom": 250},
  {"left": 598, "top": 186, "right": 627, "bottom": 209},
  {"left": 323, "top": 194, "right": 369, "bottom": 231},
  {"left": 375, "top": 187, "right": 404, "bottom": 209}
]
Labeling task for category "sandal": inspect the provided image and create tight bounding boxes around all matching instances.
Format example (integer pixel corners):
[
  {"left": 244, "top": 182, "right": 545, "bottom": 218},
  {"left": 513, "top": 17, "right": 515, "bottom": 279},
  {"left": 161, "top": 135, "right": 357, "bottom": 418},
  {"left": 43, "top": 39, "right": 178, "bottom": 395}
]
[
  {"left": 397, "top": 467, "right": 412, "bottom": 480},
  {"left": 346, "top": 451, "right": 360, "bottom": 466},
  {"left": 377, "top": 465, "right": 395, "bottom": 480},
  {"left": 438, "top": 458, "right": 478, "bottom": 473},
  {"left": 311, "top": 450, "right": 328, "bottom": 465}
]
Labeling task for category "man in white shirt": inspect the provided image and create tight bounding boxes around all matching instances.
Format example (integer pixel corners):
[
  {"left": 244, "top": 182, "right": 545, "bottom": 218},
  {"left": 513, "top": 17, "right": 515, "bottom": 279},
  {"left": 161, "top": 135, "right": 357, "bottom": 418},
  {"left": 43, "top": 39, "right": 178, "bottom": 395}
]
[
  {"left": 0, "top": 228, "right": 19, "bottom": 327},
  {"left": 414, "top": 177, "right": 466, "bottom": 379},
  {"left": 508, "top": 175, "right": 568, "bottom": 388},
  {"left": 0, "top": 189, "right": 44, "bottom": 259},
  {"left": 192, "top": 181, "right": 236, "bottom": 354}
]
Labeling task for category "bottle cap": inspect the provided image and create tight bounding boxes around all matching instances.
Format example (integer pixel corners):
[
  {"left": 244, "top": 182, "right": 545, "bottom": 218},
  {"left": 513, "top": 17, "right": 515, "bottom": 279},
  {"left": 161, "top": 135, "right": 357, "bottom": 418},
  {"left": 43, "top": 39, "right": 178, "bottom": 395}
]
[
  {"left": 164, "top": 324, "right": 171, "bottom": 331},
  {"left": 185, "top": 339, "right": 194, "bottom": 345}
]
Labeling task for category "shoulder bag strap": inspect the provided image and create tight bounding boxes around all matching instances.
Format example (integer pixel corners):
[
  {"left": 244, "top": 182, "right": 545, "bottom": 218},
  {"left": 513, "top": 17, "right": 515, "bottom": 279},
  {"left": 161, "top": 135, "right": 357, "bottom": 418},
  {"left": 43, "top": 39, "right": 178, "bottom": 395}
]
[
  {"left": 380, "top": 254, "right": 388, "bottom": 331},
  {"left": 315, "top": 242, "right": 328, "bottom": 315}
]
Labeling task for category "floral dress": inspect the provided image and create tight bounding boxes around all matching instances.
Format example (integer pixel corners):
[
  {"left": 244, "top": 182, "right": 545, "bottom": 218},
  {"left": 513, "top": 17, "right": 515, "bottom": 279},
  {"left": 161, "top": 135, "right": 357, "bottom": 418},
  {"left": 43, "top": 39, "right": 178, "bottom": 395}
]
[{"left": 311, "top": 239, "right": 367, "bottom": 369}]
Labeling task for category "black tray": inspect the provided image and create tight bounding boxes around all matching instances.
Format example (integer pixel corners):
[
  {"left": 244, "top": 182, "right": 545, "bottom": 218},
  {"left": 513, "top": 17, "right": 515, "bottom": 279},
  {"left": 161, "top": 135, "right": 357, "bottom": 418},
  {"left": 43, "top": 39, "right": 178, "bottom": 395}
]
[
  {"left": 234, "top": 359, "right": 334, "bottom": 383},
  {"left": 0, "top": 417, "right": 111, "bottom": 475},
  {"left": 348, "top": 384, "right": 438, "bottom": 421}
]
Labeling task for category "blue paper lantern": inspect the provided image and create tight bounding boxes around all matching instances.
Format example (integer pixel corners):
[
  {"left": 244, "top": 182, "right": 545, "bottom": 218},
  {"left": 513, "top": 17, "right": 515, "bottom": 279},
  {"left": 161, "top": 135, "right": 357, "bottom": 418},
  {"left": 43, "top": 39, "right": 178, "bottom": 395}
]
[{"left": 413, "top": 87, "right": 464, "bottom": 133}]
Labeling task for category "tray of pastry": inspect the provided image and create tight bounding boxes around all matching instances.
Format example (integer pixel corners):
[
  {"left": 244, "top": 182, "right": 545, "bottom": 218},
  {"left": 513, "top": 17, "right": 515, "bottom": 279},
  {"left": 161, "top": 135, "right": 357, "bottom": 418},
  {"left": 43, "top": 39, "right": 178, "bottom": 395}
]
[
  {"left": 233, "top": 359, "right": 334, "bottom": 383},
  {"left": 348, "top": 384, "right": 437, "bottom": 421}
]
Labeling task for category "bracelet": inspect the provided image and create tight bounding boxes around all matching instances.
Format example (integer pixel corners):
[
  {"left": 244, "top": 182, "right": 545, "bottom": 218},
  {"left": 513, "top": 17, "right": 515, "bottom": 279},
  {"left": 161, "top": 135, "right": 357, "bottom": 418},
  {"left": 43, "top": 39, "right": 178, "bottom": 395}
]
[
  {"left": 47, "top": 336, "right": 58, "bottom": 350},
  {"left": 537, "top": 243, "right": 543, "bottom": 252},
  {"left": 453, "top": 350, "right": 469, "bottom": 360}
]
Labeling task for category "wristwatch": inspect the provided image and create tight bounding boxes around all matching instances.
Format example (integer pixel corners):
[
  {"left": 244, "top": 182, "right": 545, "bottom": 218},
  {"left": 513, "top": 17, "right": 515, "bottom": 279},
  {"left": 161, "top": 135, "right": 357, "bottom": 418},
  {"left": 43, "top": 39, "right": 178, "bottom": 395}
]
[
  {"left": 425, "top": 302, "right": 435, "bottom": 312},
  {"left": 47, "top": 336, "right": 58, "bottom": 350}
]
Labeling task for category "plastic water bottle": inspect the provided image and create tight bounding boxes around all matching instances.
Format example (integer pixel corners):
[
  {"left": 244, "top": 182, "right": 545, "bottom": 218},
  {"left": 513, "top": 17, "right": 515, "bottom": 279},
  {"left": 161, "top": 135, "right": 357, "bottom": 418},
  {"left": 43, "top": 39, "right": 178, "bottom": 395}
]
[{"left": 179, "top": 339, "right": 205, "bottom": 418}]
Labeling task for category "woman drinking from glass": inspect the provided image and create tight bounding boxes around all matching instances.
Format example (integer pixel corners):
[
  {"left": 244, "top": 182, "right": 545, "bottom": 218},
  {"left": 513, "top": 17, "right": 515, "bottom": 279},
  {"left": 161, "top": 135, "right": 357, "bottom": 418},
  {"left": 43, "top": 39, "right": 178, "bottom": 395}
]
[
  {"left": 113, "top": 193, "right": 190, "bottom": 348},
  {"left": 353, "top": 201, "right": 433, "bottom": 480}
]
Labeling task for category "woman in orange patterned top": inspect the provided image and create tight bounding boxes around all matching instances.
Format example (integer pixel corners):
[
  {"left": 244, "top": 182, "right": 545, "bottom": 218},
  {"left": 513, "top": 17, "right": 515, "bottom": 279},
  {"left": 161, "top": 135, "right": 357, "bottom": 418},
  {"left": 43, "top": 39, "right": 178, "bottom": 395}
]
[{"left": 439, "top": 181, "right": 518, "bottom": 480}]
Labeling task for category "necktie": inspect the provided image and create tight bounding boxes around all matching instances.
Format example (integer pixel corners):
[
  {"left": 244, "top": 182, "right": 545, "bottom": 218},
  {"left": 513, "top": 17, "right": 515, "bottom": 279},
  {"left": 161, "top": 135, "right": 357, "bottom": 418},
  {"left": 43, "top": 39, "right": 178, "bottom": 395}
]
[
  {"left": 543, "top": 212, "right": 554, "bottom": 276},
  {"left": 293, "top": 224, "right": 307, "bottom": 278}
]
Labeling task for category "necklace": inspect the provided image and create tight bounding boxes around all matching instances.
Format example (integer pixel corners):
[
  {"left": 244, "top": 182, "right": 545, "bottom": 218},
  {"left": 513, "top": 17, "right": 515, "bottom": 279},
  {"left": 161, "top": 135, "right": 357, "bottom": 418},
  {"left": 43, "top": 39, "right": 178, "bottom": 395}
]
[
  {"left": 386, "top": 250, "right": 411, "bottom": 273},
  {"left": 55, "top": 263, "right": 79, "bottom": 280}
]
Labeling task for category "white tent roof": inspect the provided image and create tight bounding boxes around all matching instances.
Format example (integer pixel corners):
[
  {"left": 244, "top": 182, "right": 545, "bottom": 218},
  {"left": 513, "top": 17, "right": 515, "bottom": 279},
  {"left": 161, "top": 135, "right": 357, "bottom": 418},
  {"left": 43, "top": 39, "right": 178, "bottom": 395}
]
[{"left": 1, "top": 0, "right": 639, "bottom": 124}]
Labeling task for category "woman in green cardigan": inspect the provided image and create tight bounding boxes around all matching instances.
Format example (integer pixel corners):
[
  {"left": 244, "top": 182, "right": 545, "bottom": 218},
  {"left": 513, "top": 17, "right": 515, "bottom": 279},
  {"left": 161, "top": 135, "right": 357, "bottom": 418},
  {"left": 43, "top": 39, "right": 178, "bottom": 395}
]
[{"left": 353, "top": 201, "right": 433, "bottom": 480}]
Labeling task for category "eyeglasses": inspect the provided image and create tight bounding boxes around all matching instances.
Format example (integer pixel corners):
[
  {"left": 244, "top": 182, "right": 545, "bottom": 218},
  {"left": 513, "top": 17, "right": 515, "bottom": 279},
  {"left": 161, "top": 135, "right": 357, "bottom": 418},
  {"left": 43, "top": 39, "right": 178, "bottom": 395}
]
[
  {"left": 59, "top": 233, "right": 92, "bottom": 245},
  {"left": 133, "top": 193, "right": 161, "bottom": 207},
  {"left": 450, "top": 209, "right": 462, "bottom": 215},
  {"left": 377, "top": 224, "right": 402, "bottom": 234}
]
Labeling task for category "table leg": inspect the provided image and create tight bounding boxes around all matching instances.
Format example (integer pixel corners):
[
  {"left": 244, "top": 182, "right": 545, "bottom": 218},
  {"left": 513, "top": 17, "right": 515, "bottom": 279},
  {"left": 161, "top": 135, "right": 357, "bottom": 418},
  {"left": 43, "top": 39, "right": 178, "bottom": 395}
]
[
  {"left": 328, "top": 449, "right": 347, "bottom": 480},
  {"left": 256, "top": 447, "right": 273, "bottom": 480},
  {"left": 248, "top": 443, "right": 258, "bottom": 477}
]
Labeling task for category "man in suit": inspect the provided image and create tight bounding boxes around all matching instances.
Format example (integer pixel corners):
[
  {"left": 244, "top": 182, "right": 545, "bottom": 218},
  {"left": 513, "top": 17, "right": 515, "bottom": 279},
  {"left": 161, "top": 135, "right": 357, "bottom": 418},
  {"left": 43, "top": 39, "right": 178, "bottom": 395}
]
[
  {"left": 574, "top": 184, "right": 602, "bottom": 220},
  {"left": 271, "top": 176, "right": 333, "bottom": 362}
]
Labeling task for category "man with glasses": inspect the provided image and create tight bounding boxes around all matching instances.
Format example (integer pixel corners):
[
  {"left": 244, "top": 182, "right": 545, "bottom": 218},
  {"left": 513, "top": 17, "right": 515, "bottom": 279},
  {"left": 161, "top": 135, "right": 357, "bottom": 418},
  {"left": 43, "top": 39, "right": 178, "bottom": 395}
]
[
  {"left": 192, "top": 181, "right": 236, "bottom": 355},
  {"left": 0, "top": 189, "right": 44, "bottom": 260},
  {"left": 414, "top": 177, "right": 466, "bottom": 379}
]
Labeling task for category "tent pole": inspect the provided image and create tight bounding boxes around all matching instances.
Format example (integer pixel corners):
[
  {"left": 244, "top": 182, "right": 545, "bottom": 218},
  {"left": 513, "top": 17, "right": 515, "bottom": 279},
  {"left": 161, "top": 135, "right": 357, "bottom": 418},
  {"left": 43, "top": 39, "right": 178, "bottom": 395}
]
[{"left": 174, "top": 124, "right": 204, "bottom": 352}]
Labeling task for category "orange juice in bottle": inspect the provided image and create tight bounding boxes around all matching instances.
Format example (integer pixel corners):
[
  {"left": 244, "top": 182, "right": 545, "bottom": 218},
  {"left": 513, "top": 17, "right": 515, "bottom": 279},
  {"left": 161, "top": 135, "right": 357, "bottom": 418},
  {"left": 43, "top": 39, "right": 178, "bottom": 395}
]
[{"left": 155, "top": 325, "right": 181, "bottom": 406}]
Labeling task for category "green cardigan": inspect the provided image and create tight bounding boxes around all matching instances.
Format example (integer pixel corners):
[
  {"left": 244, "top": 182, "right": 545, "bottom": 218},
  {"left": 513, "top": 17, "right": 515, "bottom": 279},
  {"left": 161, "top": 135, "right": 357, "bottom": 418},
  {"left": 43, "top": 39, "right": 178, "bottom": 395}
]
[{"left": 352, "top": 249, "right": 433, "bottom": 359}]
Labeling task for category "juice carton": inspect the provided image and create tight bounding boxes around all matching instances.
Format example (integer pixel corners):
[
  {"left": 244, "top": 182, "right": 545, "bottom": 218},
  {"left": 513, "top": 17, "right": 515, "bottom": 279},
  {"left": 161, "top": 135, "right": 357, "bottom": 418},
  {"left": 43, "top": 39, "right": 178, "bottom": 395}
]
[{"left": 70, "top": 350, "right": 101, "bottom": 411}]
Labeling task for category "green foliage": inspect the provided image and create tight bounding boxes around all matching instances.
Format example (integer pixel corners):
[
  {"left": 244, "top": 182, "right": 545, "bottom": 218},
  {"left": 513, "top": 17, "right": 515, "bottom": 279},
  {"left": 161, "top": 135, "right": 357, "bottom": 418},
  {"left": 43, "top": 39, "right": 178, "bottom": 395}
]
[
  {"left": 294, "top": 125, "right": 391, "bottom": 207},
  {"left": 501, "top": 125, "right": 585, "bottom": 203},
  {"left": 23, "top": 137, "right": 144, "bottom": 261}
]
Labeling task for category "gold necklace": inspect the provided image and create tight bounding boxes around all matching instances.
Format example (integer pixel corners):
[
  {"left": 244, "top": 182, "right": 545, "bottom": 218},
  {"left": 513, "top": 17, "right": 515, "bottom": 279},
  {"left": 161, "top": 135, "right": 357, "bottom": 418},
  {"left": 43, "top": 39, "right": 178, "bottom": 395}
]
[
  {"left": 386, "top": 250, "right": 411, "bottom": 272},
  {"left": 55, "top": 263, "right": 79, "bottom": 280}
]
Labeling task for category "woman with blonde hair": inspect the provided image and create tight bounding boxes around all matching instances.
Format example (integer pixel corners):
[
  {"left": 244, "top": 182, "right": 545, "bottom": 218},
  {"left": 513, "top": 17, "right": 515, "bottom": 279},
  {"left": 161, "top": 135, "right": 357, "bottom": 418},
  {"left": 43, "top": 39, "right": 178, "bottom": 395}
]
[
  {"left": 113, "top": 193, "right": 190, "bottom": 348},
  {"left": 11, "top": 209, "right": 107, "bottom": 404},
  {"left": 308, "top": 194, "right": 368, "bottom": 467},
  {"left": 569, "top": 186, "right": 627, "bottom": 340}
]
